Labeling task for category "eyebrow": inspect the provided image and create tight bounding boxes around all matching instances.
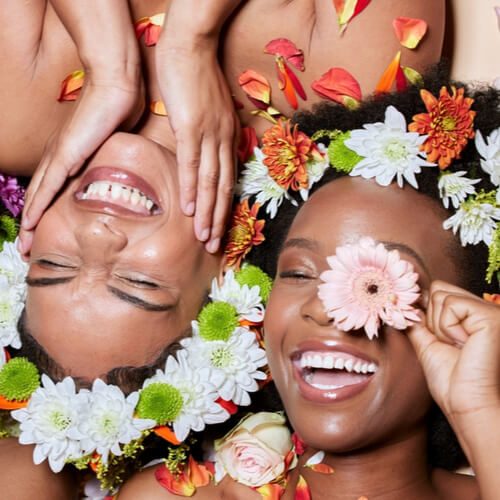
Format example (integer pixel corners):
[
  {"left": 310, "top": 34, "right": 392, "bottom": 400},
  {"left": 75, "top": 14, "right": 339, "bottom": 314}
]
[
  {"left": 26, "top": 276, "right": 171, "bottom": 312},
  {"left": 280, "top": 237, "right": 320, "bottom": 253}
]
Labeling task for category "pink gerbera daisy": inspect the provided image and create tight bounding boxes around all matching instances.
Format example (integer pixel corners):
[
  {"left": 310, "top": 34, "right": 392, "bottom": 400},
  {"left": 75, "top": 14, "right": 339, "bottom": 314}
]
[{"left": 317, "top": 237, "right": 421, "bottom": 339}]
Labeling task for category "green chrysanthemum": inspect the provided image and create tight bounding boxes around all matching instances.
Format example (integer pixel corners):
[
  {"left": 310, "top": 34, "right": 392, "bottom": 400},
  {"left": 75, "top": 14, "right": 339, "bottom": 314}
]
[
  {"left": 236, "top": 264, "right": 273, "bottom": 303},
  {"left": 0, "top": 216, "right": 18, "bottom": 251},
  {"left": 328, "top": 131, "right": 362, "bottom": 173},
  {"left": 136, "top": 383, "right": 183, "bottom": 425},
  {"left": 486, "top": 223, "right": 500, "bottom": 284},
  {"left": 198, "top": 302, "right": 238, "bottom": 342},
  {"left": 0, "top": 358, "right": 40, "bottom": 401}
]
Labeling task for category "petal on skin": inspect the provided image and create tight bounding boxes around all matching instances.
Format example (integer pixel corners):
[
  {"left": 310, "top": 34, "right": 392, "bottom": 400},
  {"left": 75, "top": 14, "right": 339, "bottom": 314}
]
[
  {"left": 402, "top": 66, "right": 424, "bottom": 87},
  {"left": 153, "top": 425, "right": 181, "bottom": 445},
  {"left": 150, "top": 100, "right": 167, "bottom": 116},
  {"left": 264, "top": 38, "right": 305, "bottom": 70},
  {"left": 276, "top": 57, "right": 298, "bottom": 109},
  {"left": 57, "top": 70, "right": 85, "bottom": 102},
  {"left": 393, "top": 17, "right": 428, "bottom": 49},
  {"left": 308, "top": 463, "right": 335, "bottom": 474},
  {"left": 155, "top": 464, "right": 196, "bottom": 496},
  {"left": 284, "top": 62, "right": 307, "bottom": 100},
  {"left": 187, "top": 455, "right": 212, "bottom": 487},
  {"left": 238, "top": 70, "right": 272, "bottom": 106},
  {"left": 396, "top": 64, "right": 408, "bottom": 91},
  {"left": 292, "top": 433, "right": 307, "bottom": 455},
  {"left": 294, "top": 475, "right": 311, "bottom": 500},
  {"left": 311, "top": 67, "right": 361, "bottom": 106},
  {"left": 483, "top": 293, "right": 500, "bottom": 304},
  {"left": 334, "top": 0, "right": 372, "bottom": 32},
  {"left": 134, "top": 13, "right": 165, "bottom": 46},
  {"left": 375, "top": 51, "right": 401, "bottom": 95},
  {"left": 254, "top": 483, "right": 286, "bottom": 500}
]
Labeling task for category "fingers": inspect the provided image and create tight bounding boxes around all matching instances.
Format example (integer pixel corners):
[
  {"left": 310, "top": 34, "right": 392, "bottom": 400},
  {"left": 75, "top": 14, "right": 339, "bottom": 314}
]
[{"left": 176, "top": 132, "right": 201, "bottom": 217}]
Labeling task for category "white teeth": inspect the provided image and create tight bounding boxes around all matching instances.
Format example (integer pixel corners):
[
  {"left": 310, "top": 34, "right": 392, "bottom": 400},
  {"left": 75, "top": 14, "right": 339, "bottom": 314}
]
[
  {"left": 334, "top": 358, "right": 344, "bottom": 370},
  {"left": 130, "top": 190, "right": 140, "bottom": 205},
  {"left": 111, "top": 183, "right": 122, "bottom": 200},
  {"left": 344, "top": 359, "right": 353, "bottom": 372},
  {"left": 82, "top": 181, "right": 156, "bottom": 212},
  {"left": 367, "top": 363, "right": 377, "bottom": 373},
  {"left": 361, "top": 363, "right": 368, "bottom": 374},
  {"left": 122, "top": 187, "right": 131, "bottom": 201},
  {"left": 353, "top": 361, "right": 362, "bottom": 373},
  {"left": 146, "top": 199, "right": 153, "bottom": 210},
  {"left": 300, "top": 353, "right": 378, "bottom": 374},
  {"left": 98, "top": 182, "right": 109, "bottom": 196},
  {"left": 323, "top": 356, "right": 334, "bottom": 369}
]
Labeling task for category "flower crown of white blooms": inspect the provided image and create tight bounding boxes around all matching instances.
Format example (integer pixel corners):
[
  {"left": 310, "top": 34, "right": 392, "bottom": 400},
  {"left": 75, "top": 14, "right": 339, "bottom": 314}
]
[
  {"left": 0, "top": 240, "right": 270, "bottom": 484},
  {"left": 237, "top": 94, "right": 500, "bottom": 287}
]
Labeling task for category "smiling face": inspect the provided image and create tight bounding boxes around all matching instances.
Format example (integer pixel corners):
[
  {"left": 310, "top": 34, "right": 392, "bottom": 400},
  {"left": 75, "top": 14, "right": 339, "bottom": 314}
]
[
  {"left": 25, "top": 132, "right": 222, "bottom": 382},
  {"left": 264, "top": 176, "right": 460, "bottom": 452}
]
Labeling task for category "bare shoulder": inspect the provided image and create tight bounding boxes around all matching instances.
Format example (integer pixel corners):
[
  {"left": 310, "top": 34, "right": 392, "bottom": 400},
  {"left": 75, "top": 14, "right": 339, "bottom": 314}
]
[{"left": 432, "top": 468, "right": 480, "bottom": 500}]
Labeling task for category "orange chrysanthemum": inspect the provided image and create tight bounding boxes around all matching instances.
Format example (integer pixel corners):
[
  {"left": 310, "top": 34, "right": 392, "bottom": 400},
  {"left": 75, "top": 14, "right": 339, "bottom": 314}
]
[
  {"left": 225, "top": 200, "right": 265, "bottom": 269},
  {"left": 409, "top": 86, "right": 475, "bottom": 170},
  {"left": 261, "top": 120, "right": 321, "bottom": 191}
]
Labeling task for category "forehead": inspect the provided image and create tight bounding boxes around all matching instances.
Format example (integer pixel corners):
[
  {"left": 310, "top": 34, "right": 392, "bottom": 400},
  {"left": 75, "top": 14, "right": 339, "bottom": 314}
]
[{"left": 287, "top": 177, "right": 458, "bottom": 282}]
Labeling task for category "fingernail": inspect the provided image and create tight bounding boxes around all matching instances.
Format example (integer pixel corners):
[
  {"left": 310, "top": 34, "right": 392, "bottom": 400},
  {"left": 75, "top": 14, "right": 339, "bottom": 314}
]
[
  {"left": 16, "top": 239, "right": 24, "bottom": 254},
  {"left": 199, "top": 228, "right": 210, "bottom": 242},
  {"left": 21, "top": 216, "right": 30, "bottom": 229},
  {"left": 184, "top": 201, "right": 195, "bottom": 216},
  {"left": 206, "top": 238, "right": 220, "bottom": 253}
]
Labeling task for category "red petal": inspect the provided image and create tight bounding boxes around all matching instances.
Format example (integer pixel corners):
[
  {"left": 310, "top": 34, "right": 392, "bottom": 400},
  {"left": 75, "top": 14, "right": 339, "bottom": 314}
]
[
  {"left": 187, "top": 456, "right": 212, "bottom": 487},
  {"left": 395, "top": 64, "right": 408, "bottom": 92},
  {"left": 215, "top": 397, "right": 239, "bottom": 415},
  {"left": 155, "top": 464, "right": 196, "bottom": 497},
  {"left": 135, "top": 13, "right": 165, "bottom": 46},
  {"left": 232, "top": 96, "right": 245, "bottom": 109},
  {"left": 311, "top": 67, "right": 361, "bottom": 105},
  {"left": 308, "top": 463, "right": 335, "bottom": 474},
  {"left": 254, "top": 483, "right": 286, "bottom": 500},
  {"left": 144, "top": 25, "right": 162, "bottom": 46},
  {"left": 294, "top": 475, "right": 311, "bottom": 500},
  {"left": 237, "top": 126, "right": 258, "bottom": 163},
  {"left": 334, "top": 0, "right": 372, "bottom": 31},
  {"left": 276, "top": 58, "right": 297, "bottom": 109},
  {"left": 238, "top": 70, "right": 271, "bottom": 105},
  {"left": 284, "top": 62, "right": 307, "bottom": 100},
  {"left": 264, "top": 38, "right": 305, "bottom": 71},
  {"left": 393, "top": 17, "right": 428, "bottom": 49},
  {"left": 58, "top": 70, "right": 85, "bottom": 102},
  {"left": 292, "top": 433, "right": 307, "bottom": 455},
  {"left": 134, "top": 17, "right": 150, "bottom": 39},
  {"left": 375, "top": 51, "right": 401, "bottom": 95},
  {"left": 204, "top": 461, "right": 215, "bottom": 476}
]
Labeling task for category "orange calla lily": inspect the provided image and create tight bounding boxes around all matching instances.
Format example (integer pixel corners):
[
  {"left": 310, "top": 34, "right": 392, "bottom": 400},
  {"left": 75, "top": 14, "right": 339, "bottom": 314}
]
[
  {"left": 308, "top": 463, "right": 335, "bottom": 474},
  {"left": 57, "top": 70, "right": 85, "bottom": 102},
  {"left": 154, "top": 425, "right": 181, "bottom": 445},
  {"left": 255, "top": 483, "right": 286, "bottom": 500},
  {"left": 0, "top": 394, "right": 27, "bottom": 410},
  {"left": 393, "top": 17, "right": 428, "bottom": 49},
  {"left": 150, "top": 100, "right": 168, "bottom": 116},
  {"left": 311, "top": 67, "right": 361, "bottom": 107},
  {"left": 135, "top": 13, "right": 165, "bottom": 46},
  {"left": 264, "top": 38, "right": 304, "bottom": 71},
  {"left": 238, "top": 70, "right": 272, "bottom": 108},
  {"left": 294, "top": 475, "right": 311, "bottom": 500},
  {"left": 375, "top": 51, "right": 401, "bottom": 95},
  {"left": 333, "top": 0, "right": 372, "bottom": 33},
  {"left": 484, "top": 293, "right": 500, "bottom": 305}
]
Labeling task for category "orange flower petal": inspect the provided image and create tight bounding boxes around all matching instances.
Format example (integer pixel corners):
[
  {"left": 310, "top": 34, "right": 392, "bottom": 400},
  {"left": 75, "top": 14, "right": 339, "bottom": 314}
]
[
  {"left": 334, "top": 0, "right": 372, "bottom": 32},
  {"left": 134, "top": 13, "right": 165, "bottom": 46},
  {"left": 58, "top": 70, "right": 85, "bottom": 102},
  {"left": 294, "top": 475, "right": 311, "bottom": 500},
  {"left": 153, "top": 425, "right": 181, "bottom": 445},
  {"left": 308, "top": 463, "right": 335, "bottom": 474},
  {"left": 155, "top": 464, "right": 196, "bottom": 497},
  {"left": 292, "top": 433, "right": 307, "bottom": 455},
  {"left": 238, "top": 70, "right": 271, "bottom": 107},
  {"left": 393, "top": 17, "right": 428, "bottom": 49},
  {"left": 187, "top": 455, "right": 212, "bottom": 488},
  {"left": 375, "top": 51, "right": 401, "bottom": 95},
  {"left": 264, "top": 38, "right": 305, "bottom": 71},
  {"left": 238, "top": 126, "right": 258, "bottom": 163},
  {"left": 284, "top": 61, "right": 306, "bottom": 100},
  {"left": 150, "top": 100, "right": 168, "bottom": 116},
  {"left": 0, "top": 394, "right": 27, "bottom": 410},
  {"left": 311, "top": 67, "right": 361, "bottom": 106},
  {"left": 483, "top": 293, "right": 500, "bottom": 305},
  {"left": 90, "top": 453, "right": 101, "bottom": 473},
  {"left": 254, "top": 483, "right": 286, "bottom": 500},
  {"left": 276, "top": 57, "right": 298, "bottom": 109},
  {"left": 215, "top": 397, "right": 238, "bottom": 415}
]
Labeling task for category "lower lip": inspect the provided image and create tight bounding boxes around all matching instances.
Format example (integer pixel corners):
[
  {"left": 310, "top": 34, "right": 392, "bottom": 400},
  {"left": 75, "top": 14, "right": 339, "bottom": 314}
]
[{"left": 292, "top": 365, "right": 374, "bottom": 404}]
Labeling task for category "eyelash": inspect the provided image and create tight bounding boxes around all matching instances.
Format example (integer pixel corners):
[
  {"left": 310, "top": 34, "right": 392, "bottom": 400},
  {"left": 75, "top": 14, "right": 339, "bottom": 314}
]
[
  {"left": 37, "top": 259, "right": 75, "bottom": 269},
  {"left": 279, "top": 269, "right": 316, "bottom": 280},
  {"left": 121, "top": 276, "right": 159, "bottom": 289}
]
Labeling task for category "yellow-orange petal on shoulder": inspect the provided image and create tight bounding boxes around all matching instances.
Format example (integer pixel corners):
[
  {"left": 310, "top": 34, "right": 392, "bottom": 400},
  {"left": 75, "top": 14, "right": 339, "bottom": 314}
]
[
  {"left": 294, "top": 475, "right": 311, "bottom": 500},
  {"left": 375, "top": 51, "right": 401, "bottom": 95},
  {"left": 307, "top": 463, "right": 335, "bottom": 474},
  {"left": 483, "top": 293, "right": 500, "bottom": 305},
  {"left": 150, "top": 100, "right": 168, "bottom": 116},
  {"left": 0, "top": 394, "right": 28, "bottom": 410},
  {"left": 155, "top": 464, "right": 196, "bottom": 497},
  {"left": 134, "top": 13, "right": 165, "bottom": 46},
  {"left": 238, "top": 70, "right": 272, "bottom": 106},
  {"left": 334, "top": 0, "right": 372, "bottom": 32},
  {"left": 187, "top": 455, "right": 212, "bottom": 487},
  {"left": 255, "top": 483, "right": 286, "bottom": 500},
  {"left": 393, "top": 17, "right": 428, "bottom": 49},
  {"left": 153, "top": 425, "right": 181, "bottom": 445},
  {"left": 311, "top": 67, "right": 361, "bottom": 106},
  {"left": 57, "top": 70, "right": 85, "bottom": 102}
]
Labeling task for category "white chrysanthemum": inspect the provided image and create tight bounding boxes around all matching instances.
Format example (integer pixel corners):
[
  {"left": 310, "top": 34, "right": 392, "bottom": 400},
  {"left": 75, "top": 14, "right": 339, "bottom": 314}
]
[
  {"left": 237, "top": 147, "right": 297, "bottom": 218},
  {"left": 209, "top": 270, "right": 264, "bottom": 323},
  {"left": 438, "top": 171, "right": 481, "bottom": 209},
  {"left": 476, "top": 128, "right": 500, "bottom": 186},
  {"left": 0, "top": 275, "right": 23, "bottom": 349},
  {"left": 11, "top": 376, "right": 88, "bottom": 473},
  {"left": 299, "top": 144, "right": 330, "bottom": 201},
  {"left": 443, "top": 201, "right": 500, "bottom": 246},
  {"left": 79, "top": 379, "right": 155, "bottom": 464},
  {"left": 346, "top": 105, "right": 435, "bottom": 188},
  {"left": 0, "top": 240, "right": 28, "bottom": 295},
  {"left": 181, "top": 325, "right": 267, "bottom": 406},
  {"left": 145, "top": 350, "right": 229, "bottom": 442}
]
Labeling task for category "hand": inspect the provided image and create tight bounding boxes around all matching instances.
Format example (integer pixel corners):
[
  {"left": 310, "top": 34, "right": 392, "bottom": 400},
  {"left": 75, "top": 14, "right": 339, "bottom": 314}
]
[
  {"left": 408, "top": 281, "right": 500, "bottom": 425},
  {"left": 156, "top": 38, "right": 240, "bottom": 254}
]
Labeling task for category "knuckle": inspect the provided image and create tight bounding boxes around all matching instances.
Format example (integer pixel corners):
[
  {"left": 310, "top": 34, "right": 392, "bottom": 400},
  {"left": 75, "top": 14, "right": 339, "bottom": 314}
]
[
  {"left": 200, "top": 170, "right": 220, "bottom": 188},
  {"left": 219, "top": 182, "right": 234, "bottom": 198}
]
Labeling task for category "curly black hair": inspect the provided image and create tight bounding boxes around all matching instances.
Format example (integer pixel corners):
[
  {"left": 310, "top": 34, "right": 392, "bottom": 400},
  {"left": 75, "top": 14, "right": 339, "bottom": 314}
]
[{"left": 245, "top": 63, "right": 500, "bottom": 470}]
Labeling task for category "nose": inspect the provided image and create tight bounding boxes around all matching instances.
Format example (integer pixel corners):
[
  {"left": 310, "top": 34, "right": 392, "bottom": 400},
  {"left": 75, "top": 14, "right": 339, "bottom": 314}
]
[
  {"left": 75, "top": 219, "right": 128, "bottom": 260},
  {"left": 300, "top": 286, "right": 334, "bottom": 327}
]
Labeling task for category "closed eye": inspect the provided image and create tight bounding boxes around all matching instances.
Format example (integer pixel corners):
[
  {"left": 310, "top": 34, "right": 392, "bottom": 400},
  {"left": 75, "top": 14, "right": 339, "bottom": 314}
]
[
  {"left": 36, "top": 259, "right": 76, "bottom": 270},
  {"left": 279, "top": 270, "right": 317, "bottom": 280}
]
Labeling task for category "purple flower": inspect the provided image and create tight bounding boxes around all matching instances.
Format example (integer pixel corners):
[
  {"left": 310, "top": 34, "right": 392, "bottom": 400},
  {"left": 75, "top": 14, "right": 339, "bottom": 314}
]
[{"left": 0, "top": 174, "right": 25, "bottom": 217}]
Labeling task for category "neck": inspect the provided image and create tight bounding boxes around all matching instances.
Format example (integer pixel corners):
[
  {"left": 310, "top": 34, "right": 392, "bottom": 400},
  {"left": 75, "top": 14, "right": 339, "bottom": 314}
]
[{"left": 291, "top": 424, "right": 438, "bottom": 500}]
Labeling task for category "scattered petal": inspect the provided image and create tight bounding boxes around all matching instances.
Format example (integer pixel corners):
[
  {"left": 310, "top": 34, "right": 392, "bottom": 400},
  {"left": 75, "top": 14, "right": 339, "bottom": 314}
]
[
  {"left": 311, "top": 67, "right": 361, "bottom": 106},
  {"left": 308, "top": 463, "right": 335, "bottom": 474},
  {"left": 254, "top": 483, "right": 286, "bottom": 500},
  {"left": 250, "top": 107, "right": 283, "bottom": 124},
  {"left": 402, "top": 66, "right": 424, "bottom": 87},
  {"left": 238, "top": 70, "right": 272, "bottom": 108},
  {"left": 375, "top": 51, "right": 401, "bottom": 95},
  {"left": 134, "top": 13, "right": 165, "bottom": 46},
  {"left": 155, "top": 464, "right": 196, "bottom": 496},
  {"left": 238, "top": 127, "right": 258, "bottom": 163},
  {"left": 57, "top": 70, "right": 84, "bottom": 102},
  {"left": 294, "top": 475, "right": 311, "bottom": 500},
  {"left": 276, "top": 57, "right": 298, "bottom": 109},
  {"left": 396, "top": 64, "right": 408, "bottom": 92},
  {"left": 483, "top": 293, "right": 500, "bottom": 304},
  {"left": 153, "top": 425, "right": 181, "bottom": 445},
  {"left": 393, "top": 17, "right": 428, "bottom": 49},
  {"left": 292, "top": 433, "right": 307, "bottom": 455},
  {"left": 284, "top": 61, "right": 306, "bottom": 100},
  {"left": 215, "top": 397, "right": 239, "bottom": 415},
  {"left": 334, "top": 0, "right": 372, "bottom": 33},
  {"left": 188, "top": 455, "right": 212, "bottom": 488},
  {"left": 150, "top": 100, "right": 167, "bottom": 116},
  {"left": 305, "top": 450, "right": 324, "bottom": 466},
  {"left": 265, "top": 38, "right": 305, "bottom": 71}
]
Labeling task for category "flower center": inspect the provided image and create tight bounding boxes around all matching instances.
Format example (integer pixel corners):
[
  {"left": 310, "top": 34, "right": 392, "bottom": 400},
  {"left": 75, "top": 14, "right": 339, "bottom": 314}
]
[
  {"left": 48, "top": 410, "right": 72, "bottom": 432},
  {"left": 210, "top": 346, "right": 234, "bottom": 368},
  {"left": 352, "top": 270, "right": 393, "bottom": 309},
  {"left": 96, "top": 412, "right": 119, "bottom": 437},
  {"left": 383, "top": 140, "right": 408, "bottom": 161},
  {"left": 441, "top": 115, "right": 456, "bottom": 131},
  {"left": 0, "top": 301, "right": 12, "bottom": 324}
]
